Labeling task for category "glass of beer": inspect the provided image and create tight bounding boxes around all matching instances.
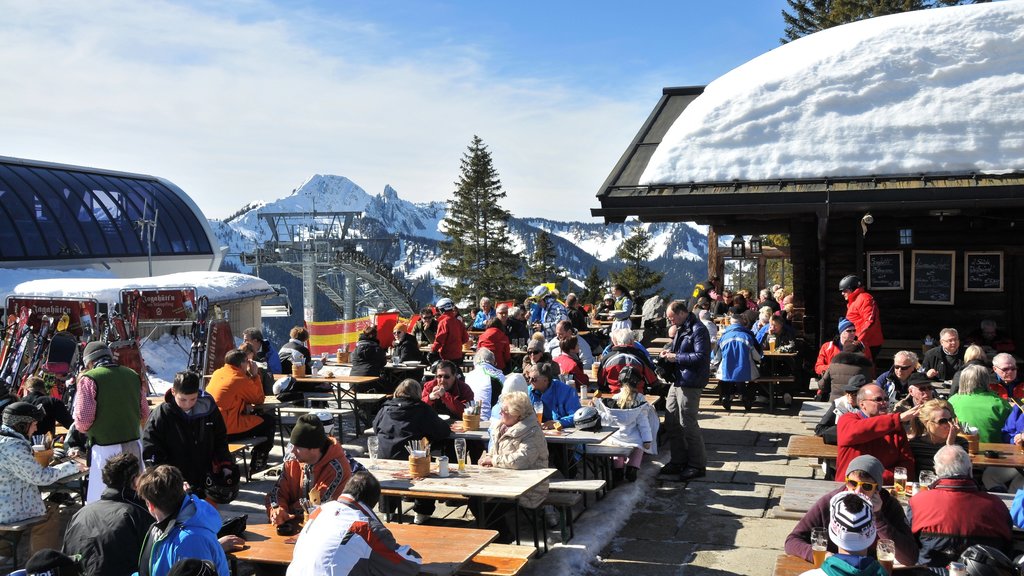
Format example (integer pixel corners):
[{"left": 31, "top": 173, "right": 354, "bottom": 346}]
[
  {"left": 454, "top": 438, "right": 467, "bottom": 472},
  {"left": 893, "top": 466, "right": 908, "bottom": 497},
  {"left": 768, "top": 334, "right": 777, "bottom": 353},
  {"left": 533, "top": 401, "right": 545, "bottom": 424},
  {"left": 919, "top": 470, "right": 936, "bottom": 491},
  {"left": 876, "top": 538, "right": 895, "bottom": 574},
  {"left": 811, "top": 527, "right": 828, "bottom": 568}
]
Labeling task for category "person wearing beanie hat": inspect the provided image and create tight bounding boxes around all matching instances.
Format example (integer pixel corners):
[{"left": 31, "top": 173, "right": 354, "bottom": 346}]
[
  {"left": 265, "top": 414, "right": 352, "bottom": 529},
  {"left": 796, "top": 493, "right": 887, "bottom": 576},
  {"left": 0, "top": 403, "right": 84, "bottom": 558},
  {"left": 786, "top": 454, "right": 918, "bottom": 567},
  {"left": 72, "top": 337, "right": 149, "bottom": 504},
  {"left": 24, "top": 549, "right": 81, "bottom": 576}
]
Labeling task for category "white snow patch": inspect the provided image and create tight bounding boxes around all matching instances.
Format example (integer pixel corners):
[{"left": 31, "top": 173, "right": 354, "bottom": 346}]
[
  {"left": 0, "top": 268, "right": 116, "bottom": 299},
  {"left": 642, "top": 2, "right": 1024, "bottom": 184},
  {"left": 13, "top": 271, "right": 275, "bottom": 304}
]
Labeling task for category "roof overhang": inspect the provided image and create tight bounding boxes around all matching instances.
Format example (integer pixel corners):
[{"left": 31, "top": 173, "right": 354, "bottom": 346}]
[{"left": 593, "top": 87, "right": 1024, "bottom": 224}]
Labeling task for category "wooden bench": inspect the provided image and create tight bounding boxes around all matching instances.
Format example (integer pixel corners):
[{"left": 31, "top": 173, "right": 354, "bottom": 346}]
[
  {"left": 229, "top": 437, "right": 267, "bottom": 481},
  {"left": 0, "top": 515, "right": 49, "bottom": 568},
  {"left": 542, "top": 491, "right": 582, "bottom": 543},
  {"left": 457, "top": 543, "right": 536, "bottom": 576},
  {"left": 582, "top": 443, "right": 632, "bottom": 486},
  {"left": 773, "top": 553, "right": 813, "bottom": 576},
  {"left": 379, "top": 488, "right": 470, "bottom": 524},
  {"left": 549, "top": 478, "right": 607, "bottom": 507},
  {"left": 709, "top": 376, "right": 796, "bottom": 411}
]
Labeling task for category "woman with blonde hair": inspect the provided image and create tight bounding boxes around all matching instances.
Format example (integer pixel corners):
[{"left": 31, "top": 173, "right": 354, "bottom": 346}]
[
  {"left": 475, "top": 390, "right": 548, "bottom": 542},
  {"left": 950, "top": 344, "right": 990, "bottom": 394},
  {"left": 907, "top": 399, "right": 966, "bottom": 472}
]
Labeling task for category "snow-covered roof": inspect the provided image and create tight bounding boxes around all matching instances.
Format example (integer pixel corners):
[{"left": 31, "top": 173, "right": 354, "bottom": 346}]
[
  {"left": 640, "top": 2, "right": 1024, "bottom": 185},
  {"left": 11, "top": 271, "right": 275, "bottom": 304}
]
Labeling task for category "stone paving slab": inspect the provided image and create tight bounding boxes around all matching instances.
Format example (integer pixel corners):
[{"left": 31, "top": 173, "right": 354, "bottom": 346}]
[
  {"left": 601, "top": 538, "right": 697, "bottom": 564},
  {"left": 591, "top": 558, "right": 686, "bottom": 576},
  {"left": 618, "top": 511, "right": 692, "bottom": 541},
  {"left": 686, "top": 544, "right": 780, "bottom": 576},
  {"left": 681, "top": 481, "right": 772, "bottom": 517},
  {"left": 732, "top": 462, "right": 815, "bottom": 485},
  {"left": 711, "top": 445, "right": 792, "bottom": 466}
]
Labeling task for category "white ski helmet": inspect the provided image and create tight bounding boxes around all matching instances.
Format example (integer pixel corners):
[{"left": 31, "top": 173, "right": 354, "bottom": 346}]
[
  {"left": 436, "top": 298, "right": 455, "bottom": 312},
  {"left": 531, "top": 285, "right": 550, "bottom": 299},
  {"left": 316, "top": 412, "right": 335, "bottom": 436}
]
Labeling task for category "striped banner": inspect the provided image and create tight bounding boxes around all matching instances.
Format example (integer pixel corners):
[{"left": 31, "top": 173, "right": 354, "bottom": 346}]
[{"left": 307, "top": 314, "right": 413, "bottom": 356}]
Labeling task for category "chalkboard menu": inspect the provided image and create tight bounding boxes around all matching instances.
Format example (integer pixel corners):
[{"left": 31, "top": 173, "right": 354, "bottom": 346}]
[
  {"left": 867, "top": 252, "right": 903, "bottom": 290},
  {"left": 964, "top": 251, "right": 1003, "bottom": 292},
  {"left": 911, "top": 250, "right": 955, "bottom": 305}
]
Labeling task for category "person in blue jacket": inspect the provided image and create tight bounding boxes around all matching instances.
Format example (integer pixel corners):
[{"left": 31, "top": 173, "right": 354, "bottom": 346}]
[
  {"left": 135, "top": 465, "right": 229, "bottom": 576},
  {"left": 526, "top": 360, "right": 581, "bottom": 430},
  {"left": 712, "top": 315, "right": 763, "bottom": 412}
]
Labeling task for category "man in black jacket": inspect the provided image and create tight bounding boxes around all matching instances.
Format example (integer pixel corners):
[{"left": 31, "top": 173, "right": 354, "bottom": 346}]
[
  {"left": 22, "top": 376, "right": 73, "bottom": 437},
  {"left": 142, "top": 371, "right": 231, "bottom": 500},
  {"left": 63, "top": 452, "right": 152, "bottom": 576}
]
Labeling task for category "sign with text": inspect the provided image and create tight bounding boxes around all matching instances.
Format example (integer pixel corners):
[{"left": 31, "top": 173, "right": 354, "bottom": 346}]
[
  {"left": 5, "top": 296, "right": 102, "bottom": 339},
  {"left": 866, "top": 252, "right": 903, "bottom": 290},
  {"left": 964, "top": 252, "right": 1003, "bottom": 292},
  {"left": 120, "top": 288, "right": 197, "bottom": 322},
  {"left": 910, "top": 250, "right": 955, "bottom": 305}
]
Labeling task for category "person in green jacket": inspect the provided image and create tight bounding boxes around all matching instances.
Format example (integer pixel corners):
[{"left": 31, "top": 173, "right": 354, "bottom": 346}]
[{"left": 949, "top": 364, "right": 1010, "bottom": 443}]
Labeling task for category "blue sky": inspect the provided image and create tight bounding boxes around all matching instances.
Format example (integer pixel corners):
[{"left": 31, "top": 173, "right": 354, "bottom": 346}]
[{"left": 0, "top": 0, "right": 789, "bottom": 221}]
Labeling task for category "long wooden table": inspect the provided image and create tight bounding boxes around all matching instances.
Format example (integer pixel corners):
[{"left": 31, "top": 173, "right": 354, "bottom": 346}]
[
  {"left": 786, "top": 434, "right": 1024, "bottom": 470},
  {"left": 229, "top": 520, "right": 498, "bottom": 576},
  {"left": 368, "top": 458, "right": 555, "bottom": 501},
  {"left": 272, "top": 372, "right": 383, "bottom": 434}
]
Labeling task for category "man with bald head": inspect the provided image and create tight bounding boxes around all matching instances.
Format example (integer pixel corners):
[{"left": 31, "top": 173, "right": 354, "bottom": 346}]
[{"left": 836, "top": 383, "right": 919, "bottom": 484}]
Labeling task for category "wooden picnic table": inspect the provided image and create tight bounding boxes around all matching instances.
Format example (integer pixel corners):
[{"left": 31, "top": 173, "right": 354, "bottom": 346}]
[
  {"left": 650, "top": 337, "right": 671, "bottom": 346},
  {"left": 271, "top": 372, "right": 383, "bottom": 434},
  {"left": 229, "top": 520, "right": 498, "bottom": 576},
  {"left": 786, "top": 434, "right": 1024, "bottom": 472},
  {"left": 369, "top": 458, "right": 556, "bottom": 501}
]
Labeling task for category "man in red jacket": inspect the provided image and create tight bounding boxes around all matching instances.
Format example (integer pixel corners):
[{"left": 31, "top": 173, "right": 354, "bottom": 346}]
[
  {"left": 840, "top": 275, "right": 884, "bottom": 363},
  {"left": 837, "top": 383, "right": 919, "bottom": 484},
  {"left": 430, "top": 298, "right": 469, "bottom": 363},
  {"left": 421, "top": 360, "right": 474, "bottom": 418}
]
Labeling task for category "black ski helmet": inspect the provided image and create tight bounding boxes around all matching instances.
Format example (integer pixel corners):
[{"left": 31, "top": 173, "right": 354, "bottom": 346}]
[
  {"left": 839, "top": 275, "right": 862, "bottom": 292},
  {"left": 959, "top": 544, "right": 1017, "bottom": 576},
  {"left": 205, "top": 463, "right": 241, "bottom": 504}
]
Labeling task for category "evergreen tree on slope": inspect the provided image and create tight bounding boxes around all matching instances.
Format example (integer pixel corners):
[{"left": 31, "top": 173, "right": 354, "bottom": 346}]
[
  {"left": 438, "top": 136, "right": 524, "bottom": 302},
  {"left": 610, "top": 226, "right": 664, "bottom": 301},
  {"left": 782, "top": 0, "right": 988, "bottom": 43},
  {"left": 525, "top": 230, "right": 564, "bottom": 289}
]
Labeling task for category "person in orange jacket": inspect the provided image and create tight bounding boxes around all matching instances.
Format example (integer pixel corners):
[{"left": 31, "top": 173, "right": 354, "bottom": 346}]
[
  {"left": 265, "top": 414, "right": 352, "bottom": 531},
  {"left": 206, "top": 349, "right": 274, "bottom": 472}
]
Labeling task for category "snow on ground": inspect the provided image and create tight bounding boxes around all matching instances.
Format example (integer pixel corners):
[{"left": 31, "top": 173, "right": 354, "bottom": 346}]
[
  {"left": 140, "top": 332, "right": 195, "bottom": 395},
  {"left": 642, "top": 1, "right": 1024, "bottom": 184},
  {"left": 14, "top": 271, "right": 275, "bottom": 303}
]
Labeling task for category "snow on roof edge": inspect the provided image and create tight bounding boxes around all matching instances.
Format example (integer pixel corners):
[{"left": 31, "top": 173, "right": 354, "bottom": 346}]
[{"left": 11, "top": 271, "right": 275, "bottom": 305}]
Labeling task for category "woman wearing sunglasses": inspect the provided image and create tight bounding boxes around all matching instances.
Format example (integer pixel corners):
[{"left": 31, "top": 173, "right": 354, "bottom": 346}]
[
  {"left": 784, "top": 455, "right": 918, "bottom": 566},
  {"left": 907, "top": 399, "right": 966, "bottom": 473}
]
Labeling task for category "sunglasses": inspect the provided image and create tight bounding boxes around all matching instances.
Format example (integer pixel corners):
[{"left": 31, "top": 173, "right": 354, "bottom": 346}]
[
  {"left": 845, "top": 477, "right": 878, "bottom": 492},
  {"left": 894, "top": 364, "right": 913, "bottom": 371},
  {"left": 864, "top": 397, "right": 888, "bottom": 404},
  {"left": 996, "top": 365, "right": 1018, "bottom": 372},
  {"left": 933, "top": 417, "right": 952, "bottom": 425},
  {"left": 525, "top": 376, "right": 538, "bottom": 383},
  {"left": 529, "top": 350, "right": 542, "bottom": 355}
]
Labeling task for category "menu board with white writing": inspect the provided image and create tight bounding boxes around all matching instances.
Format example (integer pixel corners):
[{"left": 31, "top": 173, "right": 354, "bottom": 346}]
[
  {"left": 867, "top": 252, "right": 903, "bottom": 290},
  {"left": 911, "top": 250, "right": 955, "bottom": 305},
  {"left": 964, "top": 252, "right": 1003, "bottom": 292}
]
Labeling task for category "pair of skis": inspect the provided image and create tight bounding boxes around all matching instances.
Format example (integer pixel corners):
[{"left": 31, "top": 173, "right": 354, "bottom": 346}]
[
  {"left": 188, "top": 296, "right": 210, "bottom": 373},
  {"left": 0, "top": 308, "right": 71, "bottom": 394}
]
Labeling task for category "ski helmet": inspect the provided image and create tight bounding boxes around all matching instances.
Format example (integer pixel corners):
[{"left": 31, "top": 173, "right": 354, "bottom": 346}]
[
  {"left": 436, "top": 298, "right": 455, "bottom": 312},
  {"left": 959, "top": 544, "right": 1017, "bottom": 576},
  {"left": 531, "top": 285, "right": 550, "bottom": 299},
  {"left": 573, "top": 406, "right": 601, "bottom": 431},
  {"left": 839, "top": 275, "right": 862, "bottom": 292},
  {"left": 317, "top": 411, "right": 335, "bottom": 436},
  {"left": 205, "top": 463, "right": 241, "bottom": 505}
]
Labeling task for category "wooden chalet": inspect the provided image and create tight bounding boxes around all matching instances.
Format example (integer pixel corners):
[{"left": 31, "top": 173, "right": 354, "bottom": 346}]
[{"left": 593, "top": 86, "right": 1024, "bottom": 352}]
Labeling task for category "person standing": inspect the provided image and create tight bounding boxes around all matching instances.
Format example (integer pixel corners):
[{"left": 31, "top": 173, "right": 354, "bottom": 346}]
[
  {"left": 430, "top": 298, "right": 469, "bottom": 363},
  {"left": 658, "top": 299, "right": 711, "bottom": 481},
  {"left": 609, "top": 284, "right": 634, "bottom": 331},
  {"left": 711, "top": 314, "right": 762, "bottom": 412},
  {"left": 72, "top": 341, "right": 149, "bottom": 503},
  {"left": 839, "top": 275, "right": 884, "bottom": 363}
]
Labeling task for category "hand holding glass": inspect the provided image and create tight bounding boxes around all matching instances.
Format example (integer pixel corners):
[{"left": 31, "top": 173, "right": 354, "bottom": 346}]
[
  {"left": 811, "top": 527, "right": 828, "bottom": 568},
  {"left": 876, "top": 538, "right": 895, "bottom": 574}
]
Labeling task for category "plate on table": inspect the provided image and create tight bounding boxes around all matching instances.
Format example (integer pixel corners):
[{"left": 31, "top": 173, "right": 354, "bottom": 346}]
[
  {"left": 403, "top": 361, "right": 424, "bottom": 367},
  {"left": 438, "top": 414, "right": 451, "bottom": 421}
]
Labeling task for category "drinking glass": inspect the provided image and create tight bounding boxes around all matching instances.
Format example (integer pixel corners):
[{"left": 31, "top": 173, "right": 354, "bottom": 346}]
[
  {"left": 876, "top": 538, "right": 895, "bottom": 574},
  {"left": 366, "top": 436, "right": 380, "bottom": 470},
  {"left": 918, "top": 470, "right": 936, "bottom": 491},
  {"left": 533, "top": 401, "right": 545, "bottom": 424},
  {"left": 811, "top": 527, "right": 828, "bottom": 568},
  {"left": 893, "top": 466, "right": 908, "bottom": 497},
  {"left": 454, "top": 438, "right": 468, "bottom": 472}
]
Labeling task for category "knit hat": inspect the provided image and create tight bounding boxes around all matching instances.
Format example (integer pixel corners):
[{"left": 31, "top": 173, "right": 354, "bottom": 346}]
[
  {"left": 846, "top": 454, "right": 884, "bottom": 485},
  {"left": 828, "top": 492, "right": 876, "bottom": 552},
  {"left": 842, "top": 374, "right": 868, "bottom": 394},
  {"left": 3, "top": 401, "right": 43, "bottom": 429},
  {"left": 526, "top": 339, "right": 545, "bottom": 353},
  {"left": 82, "top": 341, "right": 113, "bottom": 364},
  {"left": 503, "top": 373, "right": 529, "bottom": 396},
  {"left": 837, "top": 318, "right": 855, "bottom": 334},
  {"left": 906, "top": 372, "right": 933, "bottom": 389},
  {"left": 25, "top": 549, "right": 81, "bottom": 576},
  {"left": 290, "top": 413, "right": 327, "bottom": 449}
]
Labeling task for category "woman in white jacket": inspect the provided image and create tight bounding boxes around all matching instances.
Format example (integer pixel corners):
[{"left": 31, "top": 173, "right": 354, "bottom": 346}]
[{"left": 593, "top": 367, "right": 659, "bottom": 482}]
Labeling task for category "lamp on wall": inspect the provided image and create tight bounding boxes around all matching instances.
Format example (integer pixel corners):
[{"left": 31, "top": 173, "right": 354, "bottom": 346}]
[
  {"left": 731, "top": 236, "right": 745, "bottom": 258},
  {"left": 749, "top": 236, "right": 762, "bottom": 255}
]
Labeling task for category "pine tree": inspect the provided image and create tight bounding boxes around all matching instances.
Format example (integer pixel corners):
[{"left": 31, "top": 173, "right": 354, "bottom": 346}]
[
  {"left": 781, "top": 0, "right": 984, "bottom": 43},
  {"left": 610, "top": 226, "right": 664, "bottom": 301},
  {"left": 438, "top": 136, "right": 524, "bottom": 302},
  {"left": 525, "top": 230, "right": 563, "bottom": 288},
  {"left": 581, "top": 265, "right": 605, "bottom": 305}
]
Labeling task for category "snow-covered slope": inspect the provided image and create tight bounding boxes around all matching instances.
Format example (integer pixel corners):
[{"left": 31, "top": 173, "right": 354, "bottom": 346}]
[{"left": 642, "top": 1, "right": 1024, "bottom": 184}]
